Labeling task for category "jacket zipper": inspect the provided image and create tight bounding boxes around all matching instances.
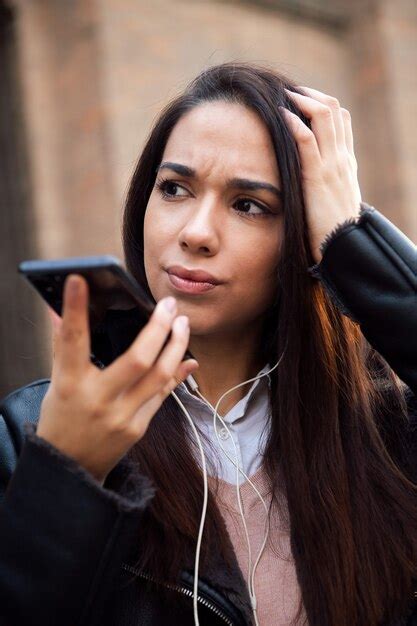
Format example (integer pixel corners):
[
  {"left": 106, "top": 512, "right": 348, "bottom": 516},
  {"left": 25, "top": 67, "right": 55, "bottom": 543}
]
[
  {"left": 121, "top": 563, "right": 235, "bottom": 625},
  {"left": 122, "top": 562, "right": 417, "bottom": 624}
]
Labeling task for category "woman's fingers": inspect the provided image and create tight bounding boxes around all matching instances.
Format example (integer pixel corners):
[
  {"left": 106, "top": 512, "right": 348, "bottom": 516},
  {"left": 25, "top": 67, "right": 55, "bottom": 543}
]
[
  {"left": 122, "top": 314, "right": 191, "bottom": 410},
  {"left": 284, "top": 87, "right": 339, "bottom": 161},
  {"left": 280, "top": 85, "right": 362, "bottom": 265},
  {"left": 341, "top": 107, "right": 355, "bottom": 158},
  {"left": 296, "top": 85, "right": 346, "bottom": 149},
  {"left": 279, "top": 106, "right": 322, "bottom": 176},
  {"left": 127, "top": 356, "right": 198, "bottom": 439},
  {"left": 53, "top": 275, "right": 91, "bottom": 377},
  {"left": 100, "top": 296, "right": 178, "bottom": 398},
  {"left": 123, "top": 317, "right": 198, "bottom": 432}
]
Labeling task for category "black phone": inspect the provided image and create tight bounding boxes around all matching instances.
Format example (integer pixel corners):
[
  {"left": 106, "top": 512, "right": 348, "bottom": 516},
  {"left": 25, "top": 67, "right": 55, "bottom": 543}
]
[{"left": 18, "top": 255, "right": 193, "bottom": 369}]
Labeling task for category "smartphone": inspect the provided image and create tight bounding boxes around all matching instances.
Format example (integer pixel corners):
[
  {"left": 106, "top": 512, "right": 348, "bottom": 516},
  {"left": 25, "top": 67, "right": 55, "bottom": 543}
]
[{"left": 18, "top": 255, "right": 194, "bottom": 369}]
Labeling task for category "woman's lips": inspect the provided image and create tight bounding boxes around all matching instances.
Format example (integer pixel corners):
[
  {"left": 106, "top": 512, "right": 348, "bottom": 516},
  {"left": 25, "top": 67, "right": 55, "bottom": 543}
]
[{"left": 167, "top": 272, "right": 218, "bottom": 294}]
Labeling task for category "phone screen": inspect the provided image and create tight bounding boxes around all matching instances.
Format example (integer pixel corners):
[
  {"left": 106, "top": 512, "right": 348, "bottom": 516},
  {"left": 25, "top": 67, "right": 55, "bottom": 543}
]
[
  {"left": 34, "top": 266, "right": 150, "bottom": 326},
  {"left": 18, "top": 256, "right": 160, "bottom": 368}
]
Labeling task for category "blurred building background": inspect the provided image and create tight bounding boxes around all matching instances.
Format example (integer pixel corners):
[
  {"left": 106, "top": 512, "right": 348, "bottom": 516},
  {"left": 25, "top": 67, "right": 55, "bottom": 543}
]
[{"left": 1, "top": 0, "right": 416, "bottom": 398}]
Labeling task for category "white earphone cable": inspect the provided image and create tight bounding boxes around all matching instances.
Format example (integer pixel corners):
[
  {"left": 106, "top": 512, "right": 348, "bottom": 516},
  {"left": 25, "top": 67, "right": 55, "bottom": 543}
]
[
  {"left": 170, "top": 345, "right": 286, "bottom": 626},
  {"left": 191, "top": 350, "right": 285, "bottom": 621},
  {"left": 170, "top": 390, "right": 208, "bottom": 626}
]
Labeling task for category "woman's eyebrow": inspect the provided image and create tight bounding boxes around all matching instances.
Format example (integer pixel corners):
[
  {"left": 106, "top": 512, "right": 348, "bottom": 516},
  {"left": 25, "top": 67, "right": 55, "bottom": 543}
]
[{"left": 156, "top": 161, "right": 282, "bottom": 199}]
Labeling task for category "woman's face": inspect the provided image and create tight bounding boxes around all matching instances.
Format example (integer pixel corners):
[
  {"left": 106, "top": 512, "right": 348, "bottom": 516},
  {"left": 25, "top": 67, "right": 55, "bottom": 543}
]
[{"left": 144, "top": 101, "right": 284, "bottom": 338}]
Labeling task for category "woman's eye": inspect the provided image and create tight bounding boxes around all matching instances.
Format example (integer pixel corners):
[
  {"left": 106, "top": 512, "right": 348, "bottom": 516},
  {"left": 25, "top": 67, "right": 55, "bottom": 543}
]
[
  {"left": 234, "top": 199, "right": 271, "bottom": 217},
  {"left": 156, "top": 179, "right": 272, "bottom": 218},
  {"left": 156, "top": 180, "right": 188, "bottom": 198}
]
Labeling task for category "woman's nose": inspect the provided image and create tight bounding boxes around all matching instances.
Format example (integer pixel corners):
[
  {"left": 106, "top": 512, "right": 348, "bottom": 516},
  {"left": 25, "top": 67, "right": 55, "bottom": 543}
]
[{"left": 178, "top": 201, "right": 220, "bottom": 254}]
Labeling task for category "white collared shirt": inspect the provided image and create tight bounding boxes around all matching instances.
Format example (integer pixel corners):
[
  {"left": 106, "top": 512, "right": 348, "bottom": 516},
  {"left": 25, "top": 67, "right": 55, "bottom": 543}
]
[{"left": 175, "top": 363, "right": 272, "bottom": 485}]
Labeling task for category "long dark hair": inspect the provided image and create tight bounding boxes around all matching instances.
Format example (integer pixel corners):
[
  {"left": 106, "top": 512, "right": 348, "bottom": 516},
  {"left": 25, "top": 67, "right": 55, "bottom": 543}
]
[{"left": 121, "top": 61, "right": 417, "bottom": 625}]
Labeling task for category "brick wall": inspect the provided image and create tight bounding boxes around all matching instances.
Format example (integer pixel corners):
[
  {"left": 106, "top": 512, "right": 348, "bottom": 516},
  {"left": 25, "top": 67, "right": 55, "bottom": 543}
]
[{"left": 2, "top": 0, "right": 415, "bottom": 396}]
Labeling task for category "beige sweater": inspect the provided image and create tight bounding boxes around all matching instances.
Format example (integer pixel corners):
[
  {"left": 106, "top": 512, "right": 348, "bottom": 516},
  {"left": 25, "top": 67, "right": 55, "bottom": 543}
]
[{"left": 208, "top": 466, "right": 308, "bottom": 626}]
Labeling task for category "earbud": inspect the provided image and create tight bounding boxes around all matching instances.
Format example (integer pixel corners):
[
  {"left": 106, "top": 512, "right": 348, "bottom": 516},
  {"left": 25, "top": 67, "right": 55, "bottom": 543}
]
[{"left": 186, "top": 372, "right": 199, "bottom": 391}]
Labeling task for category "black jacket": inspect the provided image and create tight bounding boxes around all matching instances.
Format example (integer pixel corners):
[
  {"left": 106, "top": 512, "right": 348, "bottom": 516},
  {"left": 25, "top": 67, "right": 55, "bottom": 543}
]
[{"left": 0, "top": 202, "right": 416, "bottom": 626}]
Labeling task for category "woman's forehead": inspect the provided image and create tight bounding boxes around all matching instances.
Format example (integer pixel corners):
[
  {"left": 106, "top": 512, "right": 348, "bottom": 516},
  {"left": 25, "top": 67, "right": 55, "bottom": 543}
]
[{"left": 162, "top": 102, "right": 280, "bottom": 184}]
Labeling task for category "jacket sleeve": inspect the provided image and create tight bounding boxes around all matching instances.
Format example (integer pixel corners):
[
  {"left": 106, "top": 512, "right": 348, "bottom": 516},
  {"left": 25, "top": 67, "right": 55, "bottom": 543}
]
[
  {"left": 0, "top": 417, "right": 155, "bottom": 626},
  {"left": 308, "top": 201, "right": 417, "bottom": 396}
]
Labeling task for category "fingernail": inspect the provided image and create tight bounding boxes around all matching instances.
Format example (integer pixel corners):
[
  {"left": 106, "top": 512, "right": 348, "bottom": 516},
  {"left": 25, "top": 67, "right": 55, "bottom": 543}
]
[
  {"left": 67, "top": 275, "right": 80, "bottom": 296},
  {"left": 175, "top": 315, "right": 189, "bottom": 331},
  {"left": 163, "top": 296, "right": 177, "bottom": 313},
  {"left": 186, "top": 361, "right": 199, "bottom": 375}
]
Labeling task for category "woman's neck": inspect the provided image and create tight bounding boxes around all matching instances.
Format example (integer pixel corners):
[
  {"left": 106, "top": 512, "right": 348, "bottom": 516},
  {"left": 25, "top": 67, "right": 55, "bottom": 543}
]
[{"left": 186, "top": 329, "right": 266, "bottom": 414}]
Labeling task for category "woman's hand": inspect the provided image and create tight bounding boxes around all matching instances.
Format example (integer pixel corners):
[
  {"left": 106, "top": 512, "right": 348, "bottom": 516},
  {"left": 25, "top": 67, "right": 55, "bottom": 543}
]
[
  {"left": 39, "top": 274, "right": 199, "bottom": 485},
  {"left": 280, "top": 85, "right": 362, "bottom": 264}
]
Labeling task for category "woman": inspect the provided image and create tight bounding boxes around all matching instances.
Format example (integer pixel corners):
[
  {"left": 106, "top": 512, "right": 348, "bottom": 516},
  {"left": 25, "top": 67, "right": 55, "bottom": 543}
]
[{"left": 0, "top": 61, "right": 416, "bottom": 626}]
